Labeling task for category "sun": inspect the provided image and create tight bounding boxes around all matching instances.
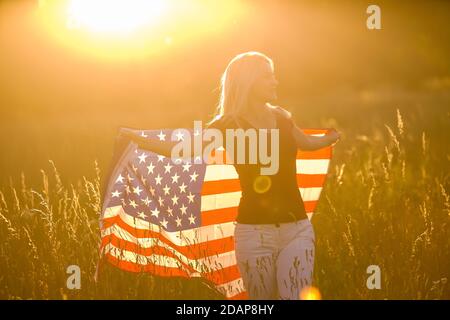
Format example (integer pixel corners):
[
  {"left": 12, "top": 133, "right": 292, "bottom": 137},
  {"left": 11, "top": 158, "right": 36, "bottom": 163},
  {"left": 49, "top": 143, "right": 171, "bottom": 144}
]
[
  {"left": 35, "top": 0, "right": 247, "bottom": 61},
  {"left": 66, "top": 0, "right": 168, "bottom": 35}
]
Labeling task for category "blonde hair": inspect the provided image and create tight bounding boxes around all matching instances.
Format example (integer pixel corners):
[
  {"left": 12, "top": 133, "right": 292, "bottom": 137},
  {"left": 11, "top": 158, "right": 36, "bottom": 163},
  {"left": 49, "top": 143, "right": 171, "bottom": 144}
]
[{"left": 207, "top": 51, "right": 274, "bottom": 127}]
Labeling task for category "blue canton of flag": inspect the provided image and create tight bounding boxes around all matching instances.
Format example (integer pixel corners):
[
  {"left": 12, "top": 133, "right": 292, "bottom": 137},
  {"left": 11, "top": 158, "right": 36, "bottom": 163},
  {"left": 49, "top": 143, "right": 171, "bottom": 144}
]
[{"left": 104, "top": 128, "right": 206, "bottom": 232}]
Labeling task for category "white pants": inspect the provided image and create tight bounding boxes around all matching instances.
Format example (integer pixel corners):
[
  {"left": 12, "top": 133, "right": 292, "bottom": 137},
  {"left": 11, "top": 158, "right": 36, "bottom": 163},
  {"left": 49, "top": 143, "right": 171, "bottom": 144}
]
[{"left": 234, "top": 218, "right": 315, "bottom": 300}]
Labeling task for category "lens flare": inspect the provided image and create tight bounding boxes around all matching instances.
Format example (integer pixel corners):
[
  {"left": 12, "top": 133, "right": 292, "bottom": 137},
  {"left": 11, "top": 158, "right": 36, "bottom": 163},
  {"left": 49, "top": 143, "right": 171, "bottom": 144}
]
[
  {"left": 253, "top": 175, "right": 272, "bottom": 194},
  {"left": 299, "top": 286, "right": 322, "bottom": 300}
]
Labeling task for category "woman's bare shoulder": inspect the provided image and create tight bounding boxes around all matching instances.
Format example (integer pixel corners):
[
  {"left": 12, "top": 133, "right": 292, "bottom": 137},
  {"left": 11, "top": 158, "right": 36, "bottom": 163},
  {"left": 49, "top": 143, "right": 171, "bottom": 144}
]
[{"left": 207, "top": 115, "right": 236, "bottom": 129}]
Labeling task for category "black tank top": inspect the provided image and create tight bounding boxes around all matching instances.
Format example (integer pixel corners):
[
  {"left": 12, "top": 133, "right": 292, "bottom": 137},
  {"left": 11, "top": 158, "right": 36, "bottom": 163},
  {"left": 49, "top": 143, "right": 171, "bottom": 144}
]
[{"left": 207, "top": 107, "right": 307, "bottom": 224}]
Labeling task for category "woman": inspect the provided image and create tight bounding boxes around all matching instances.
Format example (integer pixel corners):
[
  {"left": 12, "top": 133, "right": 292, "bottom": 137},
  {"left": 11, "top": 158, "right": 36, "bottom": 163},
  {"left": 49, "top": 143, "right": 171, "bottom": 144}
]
[{"left": 120, "top": 51, "right": 340, "bottom": 299}]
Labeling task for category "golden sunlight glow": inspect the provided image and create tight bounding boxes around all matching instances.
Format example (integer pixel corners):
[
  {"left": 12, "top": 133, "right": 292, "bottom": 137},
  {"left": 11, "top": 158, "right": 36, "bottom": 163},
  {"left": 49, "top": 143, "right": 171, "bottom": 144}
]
[
  {"left": 299, "top": 286, "right": 322, "bottom": 300},
  {"left": 66, "top": 0, "right": 168, "bottom": 35},
  {"left": 35, "top": 0, "right": 247, "bottom": 61}
]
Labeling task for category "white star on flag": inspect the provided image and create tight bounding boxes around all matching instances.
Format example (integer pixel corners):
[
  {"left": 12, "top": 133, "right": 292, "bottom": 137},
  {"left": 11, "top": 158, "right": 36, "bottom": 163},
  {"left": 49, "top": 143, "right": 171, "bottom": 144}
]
[
  {"left": 151, "top": 208, "right": 160, "bottom": 218},
  {"left": 112, "top": 190, "right": 121, "bottom": 198},
  {"left": 171, "top": 194, "right": 179, "bottom": 205},
  {"left": 175, "top": 130, "right": 184, "bottom": 141},
  {"left": 175, "top": 216, "right": 182, "bottom": 227},
  {"left": 133, "top": 186, "right": 143, "bottom": 196},
  {"left": 138, "top": 212, "right": 147, "bottom": 219},
  {"left": 163, "top": 185, "right": 171, "bottom": 195},
  {"left": 182, "top": 162, "right": 192, "bottom": 172},
  {"left": 190, "top": 172, "right": 198, "bottom": 182},
  {"left": 157, "top": 131, "right": 166, "bottom": 141},
  {"left": 115, "top": 174, "right": 124, "bottom": 183},
  {"left": 164, "top": 163, "right": 173, "bottom": 173},
  {"left": 187, "top": 192, "right": 195, "bottom": 203},
  {"left": 138, "top": 152, "right": 148, "bottom": 163},
  {"left": 129, "top": 200, "right": 138, "bottom": 209},
  {"left": 160, "top": 218, "right": 168, "bottom": 228},
  {"left": 155, "top": 174, "right": 163, "bottom": 185},
  {"left": 178, "top": 183, "right": 187, "bottom": 193},
  {"left": 171, "top": 173, "right": 180, "bottom": 184},
  {"left": 147, "top": 162, "right": 155, "bottom": 174}
]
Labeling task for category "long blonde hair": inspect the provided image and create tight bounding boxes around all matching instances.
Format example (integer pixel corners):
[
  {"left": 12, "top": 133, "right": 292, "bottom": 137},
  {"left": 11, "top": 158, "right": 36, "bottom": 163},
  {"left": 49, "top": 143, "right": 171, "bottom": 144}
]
[{"left": 207, "top": 51, "right": 274, "bottom": 127}]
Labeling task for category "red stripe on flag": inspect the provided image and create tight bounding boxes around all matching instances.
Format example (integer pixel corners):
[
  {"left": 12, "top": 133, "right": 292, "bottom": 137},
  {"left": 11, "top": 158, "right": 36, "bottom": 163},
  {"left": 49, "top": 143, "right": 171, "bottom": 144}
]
[
  {"left": 103, "top": 245, "right": 244, "bottom": 287},
  {"left": 199, "top": 200, "right": 318, "bottom": 227},
  {"left": 201, "top": 179, "right": 241, "bottom": 195},
  {"left": 202, "top": 264, "right": 242, "bottom": 286},
  {"left": 104, "top": 252, "right": 190, "bottom": 276},
  {"left": 296, "top": 174, "right": 327, "bottom": 188},
  {"left": 200, "top": 206, "right": 239, "bottom": 226},
  {"left": 297, "top": 147, "right": 332, "bottom": 159}
]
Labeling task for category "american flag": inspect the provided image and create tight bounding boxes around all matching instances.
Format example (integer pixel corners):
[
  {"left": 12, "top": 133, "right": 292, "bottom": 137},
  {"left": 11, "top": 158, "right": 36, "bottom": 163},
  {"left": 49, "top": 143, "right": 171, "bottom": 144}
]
[{"left": 98, "top": 127, "right": 333, "bottom": 299}]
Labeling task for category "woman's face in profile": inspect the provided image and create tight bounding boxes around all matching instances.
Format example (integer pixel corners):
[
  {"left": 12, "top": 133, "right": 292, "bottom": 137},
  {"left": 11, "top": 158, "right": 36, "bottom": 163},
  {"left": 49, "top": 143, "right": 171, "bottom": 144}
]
[{"left": 249, "top": 61, "right": 279, "bottom": 103}]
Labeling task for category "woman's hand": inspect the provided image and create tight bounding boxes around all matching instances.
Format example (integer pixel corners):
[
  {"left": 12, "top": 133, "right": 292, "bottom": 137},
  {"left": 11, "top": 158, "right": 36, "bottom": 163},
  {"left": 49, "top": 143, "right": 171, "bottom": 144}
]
[{"left": 326, "top": 128, "right": 341, "bottom": 146}]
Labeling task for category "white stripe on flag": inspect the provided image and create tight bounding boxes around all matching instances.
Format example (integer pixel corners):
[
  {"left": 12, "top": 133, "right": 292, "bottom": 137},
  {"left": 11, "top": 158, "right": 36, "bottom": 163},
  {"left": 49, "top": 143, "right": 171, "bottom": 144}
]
[
  {"left": 102, "top": 206, "right": 237, "bottom": 245},
  {"left": 296, "top": 159, "right": 330, "bottom": 175},
  {"left": 204, "top": 159, "right": 330, "bottom": 181}
]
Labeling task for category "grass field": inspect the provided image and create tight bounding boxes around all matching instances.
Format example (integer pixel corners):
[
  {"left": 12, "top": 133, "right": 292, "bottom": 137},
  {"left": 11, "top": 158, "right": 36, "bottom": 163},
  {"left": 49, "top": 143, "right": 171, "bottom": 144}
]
[
  {"left": 0, "top": 101, "right": 448, "bottom": 300},
  {"left": 1, "top": 0, "right": 450, "bottom": 300}
]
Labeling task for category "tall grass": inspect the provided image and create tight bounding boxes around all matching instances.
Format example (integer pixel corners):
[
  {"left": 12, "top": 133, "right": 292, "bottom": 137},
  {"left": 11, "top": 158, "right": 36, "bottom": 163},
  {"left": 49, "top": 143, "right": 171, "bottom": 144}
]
[
  {"left": 314, "top": 108, "right": 449, "bottom": 299},
  {"left": 0, "top": 108, "right": 448, "bottom": 299}
]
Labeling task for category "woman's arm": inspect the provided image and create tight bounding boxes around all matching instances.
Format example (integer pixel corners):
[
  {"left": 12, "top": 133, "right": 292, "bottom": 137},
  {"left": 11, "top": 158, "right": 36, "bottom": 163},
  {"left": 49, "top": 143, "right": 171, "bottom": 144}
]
[
  {"left": 121, "top": 130, "right": 174, "bottom": 157},
  {"left": 273, "top": 106, "right": 340, "bottom": 151},
  {"left": 119, "top": 129, "right": 195, "bottom": 159},
  {"left": 291, "top": 125, "right": 339, "bottom": 151}
]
